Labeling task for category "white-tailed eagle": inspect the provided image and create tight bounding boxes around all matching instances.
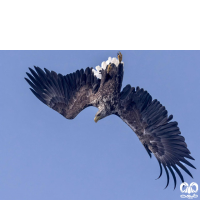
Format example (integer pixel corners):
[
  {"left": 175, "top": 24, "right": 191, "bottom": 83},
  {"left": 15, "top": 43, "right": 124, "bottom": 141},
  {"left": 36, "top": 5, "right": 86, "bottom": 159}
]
[{"left": 25, "top": 52, "right": 195, "bottom": 189}]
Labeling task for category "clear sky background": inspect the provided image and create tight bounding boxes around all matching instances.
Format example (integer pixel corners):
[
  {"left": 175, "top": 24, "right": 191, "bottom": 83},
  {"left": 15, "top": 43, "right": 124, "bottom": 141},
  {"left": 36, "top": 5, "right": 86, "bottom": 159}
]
[{"left": 0, "top": 50, "right": 199, "bottom": 200}]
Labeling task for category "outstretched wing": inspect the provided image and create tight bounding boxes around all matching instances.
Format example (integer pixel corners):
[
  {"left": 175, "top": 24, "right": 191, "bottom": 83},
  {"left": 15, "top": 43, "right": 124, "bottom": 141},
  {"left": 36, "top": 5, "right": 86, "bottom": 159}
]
[
  {"left": 25, "top": 66, "right": 101, "bottom": 119},
  {"left": 117, "top": 85, "right": 195, "bottom": 189}
]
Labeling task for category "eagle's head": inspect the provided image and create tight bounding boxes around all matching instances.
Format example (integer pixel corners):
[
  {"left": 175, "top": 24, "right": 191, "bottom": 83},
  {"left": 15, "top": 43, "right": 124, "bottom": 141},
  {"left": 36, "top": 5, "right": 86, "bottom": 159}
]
[{"left": 94, "top": 107, "right": 108, "bottom": 123}]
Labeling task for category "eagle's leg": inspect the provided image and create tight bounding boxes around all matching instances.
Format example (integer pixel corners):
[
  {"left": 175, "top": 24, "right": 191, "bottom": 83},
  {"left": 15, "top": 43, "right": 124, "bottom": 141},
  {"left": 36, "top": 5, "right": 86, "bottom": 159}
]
[
  {"left": 107, "top": 52, "right": 122, "bottom": 73},
  {"left": 107, "top": 64, "right": 112, "bottom": 73},
  {"left": 118, "top": 52, "right": 122, "bottom": 63},
  {"left": 116, "top": 52, "right": 124, "bottom": 92}
]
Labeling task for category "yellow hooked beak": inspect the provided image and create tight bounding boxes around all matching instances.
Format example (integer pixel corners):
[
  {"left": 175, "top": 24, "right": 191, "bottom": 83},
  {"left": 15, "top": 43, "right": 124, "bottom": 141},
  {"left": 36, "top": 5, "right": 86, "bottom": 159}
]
[{"left": 94, "top": 116, "right": 101, "bottom": 123}]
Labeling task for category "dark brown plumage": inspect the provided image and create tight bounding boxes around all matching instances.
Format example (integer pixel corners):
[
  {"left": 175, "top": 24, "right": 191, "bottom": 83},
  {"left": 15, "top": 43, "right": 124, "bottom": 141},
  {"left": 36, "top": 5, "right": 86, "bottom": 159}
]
[{"left": 25, "top": 53, "right": 195, "bottom": 189}]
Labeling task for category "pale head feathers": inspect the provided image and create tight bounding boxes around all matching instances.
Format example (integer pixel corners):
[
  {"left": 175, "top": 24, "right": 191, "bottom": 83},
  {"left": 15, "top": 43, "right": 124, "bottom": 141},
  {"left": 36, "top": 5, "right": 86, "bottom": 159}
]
[{"left": 92, "top": 57, "right": 124, "bottom": 79}]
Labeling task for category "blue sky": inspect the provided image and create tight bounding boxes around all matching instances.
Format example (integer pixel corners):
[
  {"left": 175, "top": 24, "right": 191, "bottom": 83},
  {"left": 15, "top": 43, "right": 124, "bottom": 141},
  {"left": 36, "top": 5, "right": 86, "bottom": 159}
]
[{"left": 0, "top": 51, "right": 199, "bottom": 200}]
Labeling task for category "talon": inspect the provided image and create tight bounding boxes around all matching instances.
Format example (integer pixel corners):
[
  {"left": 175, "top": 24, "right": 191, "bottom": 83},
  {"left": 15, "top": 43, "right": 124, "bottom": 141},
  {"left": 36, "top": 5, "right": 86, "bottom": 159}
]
[
  {"left": 118, "top": 52, "right": 122, "bottom": 63},
  {"left": 107, "top": 64, "right": 112, "bottom": 73}
]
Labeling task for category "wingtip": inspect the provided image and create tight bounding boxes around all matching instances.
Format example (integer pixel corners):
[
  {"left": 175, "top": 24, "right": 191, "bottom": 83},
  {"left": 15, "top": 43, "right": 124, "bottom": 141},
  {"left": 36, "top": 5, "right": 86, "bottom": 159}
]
[
  {"left": 155, "top": 160, "right": 162, "bottom": 180},
  {"left": 164, "top": 186, "right": 168, "bottom": 190},
  {"left": 163, "top": 183, "right": 169, "bottom": 190},
  {"left": 163, "top": 165, "right": 169, "bottom": 189},
  {"left": 155, "top": 175, "right": 162, "bottom": 180},
  {"left": 24, "top": 77, "right": 29, "bottom": 82},
  {"left": 167, "top": 166, "right": 177, "bottom": 190},
  {"left": 188, "top": 155, "right": 195, "bottom": 160}
]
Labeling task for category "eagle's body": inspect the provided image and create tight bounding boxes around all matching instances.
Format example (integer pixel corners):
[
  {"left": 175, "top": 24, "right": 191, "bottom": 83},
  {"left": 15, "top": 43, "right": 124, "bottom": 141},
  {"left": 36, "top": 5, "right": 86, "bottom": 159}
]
[{"left": 25, "top": 53, "right": 195, "bottom": 189}]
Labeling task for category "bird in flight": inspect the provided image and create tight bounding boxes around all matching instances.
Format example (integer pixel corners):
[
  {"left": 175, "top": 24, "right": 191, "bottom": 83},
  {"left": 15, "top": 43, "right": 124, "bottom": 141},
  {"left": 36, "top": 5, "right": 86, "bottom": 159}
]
[{"left": 25, "top": 52, "right": 195, "bottom": 189}]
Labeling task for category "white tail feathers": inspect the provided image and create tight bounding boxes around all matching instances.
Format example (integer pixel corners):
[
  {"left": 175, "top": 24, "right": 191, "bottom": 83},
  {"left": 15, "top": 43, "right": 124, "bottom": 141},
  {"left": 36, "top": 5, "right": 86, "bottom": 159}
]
[{"left": 92, "top": 56, "right": 124, "bottom": 79}]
